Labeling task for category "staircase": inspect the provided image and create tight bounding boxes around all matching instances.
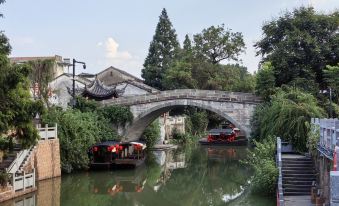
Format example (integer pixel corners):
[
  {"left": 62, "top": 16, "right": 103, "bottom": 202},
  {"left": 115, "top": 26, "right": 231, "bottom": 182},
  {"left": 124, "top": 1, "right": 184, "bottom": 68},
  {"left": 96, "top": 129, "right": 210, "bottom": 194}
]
[
  {"left": 282, "top": 154, "right": 316, "bottom": 196},
  {"left": 0, "top": 144, "right": 22, "bottom": 171}
]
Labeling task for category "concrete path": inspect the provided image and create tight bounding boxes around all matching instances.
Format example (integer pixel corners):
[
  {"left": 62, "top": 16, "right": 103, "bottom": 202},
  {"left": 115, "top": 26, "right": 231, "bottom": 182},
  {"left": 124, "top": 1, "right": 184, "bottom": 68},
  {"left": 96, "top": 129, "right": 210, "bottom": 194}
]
[{"left": 284, "top": 196, "right": 315, "bottom": 206}]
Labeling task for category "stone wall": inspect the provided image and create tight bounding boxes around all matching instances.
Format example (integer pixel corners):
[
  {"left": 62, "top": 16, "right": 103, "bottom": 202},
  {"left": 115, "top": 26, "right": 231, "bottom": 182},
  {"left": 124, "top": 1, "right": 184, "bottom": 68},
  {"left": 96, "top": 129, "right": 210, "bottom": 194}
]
[{"left": 34, "top": 139, "right": 61, "bottom": 181}]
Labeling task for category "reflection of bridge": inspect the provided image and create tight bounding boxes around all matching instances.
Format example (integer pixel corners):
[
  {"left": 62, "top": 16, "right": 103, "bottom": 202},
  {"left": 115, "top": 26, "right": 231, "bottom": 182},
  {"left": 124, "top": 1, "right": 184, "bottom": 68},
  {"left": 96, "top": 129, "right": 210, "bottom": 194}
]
[{"left": 102, "top": 89, "right": 262, "bottom": 141}]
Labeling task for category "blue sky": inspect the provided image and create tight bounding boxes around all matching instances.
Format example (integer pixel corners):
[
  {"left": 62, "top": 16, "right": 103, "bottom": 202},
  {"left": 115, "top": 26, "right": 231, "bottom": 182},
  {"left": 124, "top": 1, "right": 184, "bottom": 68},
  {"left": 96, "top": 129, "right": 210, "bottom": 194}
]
[{"left": 2, "top": 0, "right": 339, "bottom": 77}]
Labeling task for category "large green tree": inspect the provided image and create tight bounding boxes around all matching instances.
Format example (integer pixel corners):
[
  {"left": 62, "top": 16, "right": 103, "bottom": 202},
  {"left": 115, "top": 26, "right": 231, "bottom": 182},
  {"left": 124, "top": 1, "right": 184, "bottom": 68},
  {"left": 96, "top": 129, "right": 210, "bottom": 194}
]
[
  {"left": 0, "top": 1, "right": 43, "bottom": 147},
  {"left": 141, "top": 8, "right": 180, "bottom": 90},
  {"left": 255, "top": 7, "right": 339, "bottom": 89},
  {"left": 193, "top": 24, "right": 245, "bottom": 64}
]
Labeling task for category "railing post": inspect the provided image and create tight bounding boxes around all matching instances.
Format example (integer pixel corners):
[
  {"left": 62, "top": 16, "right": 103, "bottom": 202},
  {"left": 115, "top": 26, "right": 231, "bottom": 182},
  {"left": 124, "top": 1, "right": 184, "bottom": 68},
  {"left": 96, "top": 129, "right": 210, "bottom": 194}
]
[
  {"left": 55, "top": 123, "right": 58, "bottom": 139},
  {"left": 12, "top": 174, "right": 15, "bottom": 191},
  {"left": 23, "top": 171, "right": 25, "bottom": 191}
]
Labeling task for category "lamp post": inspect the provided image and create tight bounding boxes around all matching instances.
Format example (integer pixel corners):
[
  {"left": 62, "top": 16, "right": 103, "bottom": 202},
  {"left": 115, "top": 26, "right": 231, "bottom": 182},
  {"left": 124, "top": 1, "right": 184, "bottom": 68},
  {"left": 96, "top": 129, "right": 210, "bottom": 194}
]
[
  {"left": 320, "top": 87, "right": 333, "bottom": 118},
  {"left": 72, "top": 58, "right": 86, "bottom": 108}
]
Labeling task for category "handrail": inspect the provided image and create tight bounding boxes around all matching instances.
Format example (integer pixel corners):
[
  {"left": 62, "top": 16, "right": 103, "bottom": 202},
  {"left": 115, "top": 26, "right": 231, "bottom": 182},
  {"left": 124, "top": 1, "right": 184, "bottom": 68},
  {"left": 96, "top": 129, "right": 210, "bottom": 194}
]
[
  {"left": 6, "top": 148, "right": 30, "bottom": 174},
  {"left": 277, "top": 137, "right": 284, "bottom": 206},
  {"left": 13, "top": 168, "right": 35, "bottom": 191}
]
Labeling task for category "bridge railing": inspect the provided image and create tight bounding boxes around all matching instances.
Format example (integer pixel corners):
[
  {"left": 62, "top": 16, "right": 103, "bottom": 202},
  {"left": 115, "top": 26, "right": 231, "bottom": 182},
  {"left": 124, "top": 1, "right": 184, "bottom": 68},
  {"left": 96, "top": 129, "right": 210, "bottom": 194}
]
[{"left": 102, "top": 89, "right": 262, "bottom": 106}]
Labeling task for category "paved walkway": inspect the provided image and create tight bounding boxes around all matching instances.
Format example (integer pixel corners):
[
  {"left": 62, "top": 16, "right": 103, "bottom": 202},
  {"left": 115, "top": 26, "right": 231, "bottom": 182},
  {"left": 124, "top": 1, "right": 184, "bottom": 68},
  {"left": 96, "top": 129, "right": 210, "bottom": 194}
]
[{"left": 284, "top": 196, "right": 315, "bottom": 206}]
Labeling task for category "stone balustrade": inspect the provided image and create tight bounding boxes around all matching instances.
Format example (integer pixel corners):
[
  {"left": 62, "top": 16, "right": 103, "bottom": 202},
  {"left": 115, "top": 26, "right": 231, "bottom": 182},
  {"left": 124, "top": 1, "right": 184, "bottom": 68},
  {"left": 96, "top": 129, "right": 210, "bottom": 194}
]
[{"left": 102, "top": 89, "right": 262, "bottom": 106}]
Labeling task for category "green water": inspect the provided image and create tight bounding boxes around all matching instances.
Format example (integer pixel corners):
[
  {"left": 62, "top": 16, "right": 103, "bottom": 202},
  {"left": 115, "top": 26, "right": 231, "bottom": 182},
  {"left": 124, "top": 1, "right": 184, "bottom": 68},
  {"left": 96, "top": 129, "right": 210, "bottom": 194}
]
[{"left": 3, "top": 145, "right": 275, "bottom": 206}]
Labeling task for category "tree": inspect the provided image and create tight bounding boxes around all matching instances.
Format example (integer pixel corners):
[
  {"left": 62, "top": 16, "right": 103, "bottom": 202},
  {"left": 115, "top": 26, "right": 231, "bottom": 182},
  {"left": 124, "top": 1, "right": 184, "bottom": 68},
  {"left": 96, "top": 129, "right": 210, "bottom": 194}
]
[
  {"left": 255, "top": 7, "right": 339, "bottom": 89},
  {"left": 323, "top": 64, "right": 339, "bottom": 103},
  {"left": 0, "top": 23, "right": 43, "bottom": 147},
  {"left": 162, "top": 60, "right": 197, "bottom": 90},
  {"left": 141, "top": 8, "right": 180, "bottom": 90},
  {"left": 193, "top": 24, "right": 245, "bottom": 64},
  {"left": 252, "top": 88, "right": 325, "bottom": 151},
  {"left": 28, "top": 59, "right": 55, "bottom": 106},
  {"left": 255, "top": 62, "right": 276, "bottom": 100}
]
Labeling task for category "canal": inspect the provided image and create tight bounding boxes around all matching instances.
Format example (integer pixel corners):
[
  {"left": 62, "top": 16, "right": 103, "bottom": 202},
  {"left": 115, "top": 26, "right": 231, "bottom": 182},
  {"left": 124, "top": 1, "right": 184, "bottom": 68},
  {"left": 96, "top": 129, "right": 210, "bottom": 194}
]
[{"left": 2, "top": 145, "right": 275, "bottom": 206}]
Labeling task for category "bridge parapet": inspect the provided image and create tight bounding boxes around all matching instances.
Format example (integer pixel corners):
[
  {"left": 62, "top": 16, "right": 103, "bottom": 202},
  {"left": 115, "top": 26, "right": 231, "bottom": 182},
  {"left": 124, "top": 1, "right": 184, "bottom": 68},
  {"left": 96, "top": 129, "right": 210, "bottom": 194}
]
[{"left": 102, "top": 89, "right": 262, "bottom": 106}]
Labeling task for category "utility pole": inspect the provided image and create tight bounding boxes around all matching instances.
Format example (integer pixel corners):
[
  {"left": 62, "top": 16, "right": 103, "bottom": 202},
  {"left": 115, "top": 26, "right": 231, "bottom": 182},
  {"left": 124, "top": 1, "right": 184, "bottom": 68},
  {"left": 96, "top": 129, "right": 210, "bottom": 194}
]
[{"left": 72, "top": 58, "right": 86, "bottom": 108}]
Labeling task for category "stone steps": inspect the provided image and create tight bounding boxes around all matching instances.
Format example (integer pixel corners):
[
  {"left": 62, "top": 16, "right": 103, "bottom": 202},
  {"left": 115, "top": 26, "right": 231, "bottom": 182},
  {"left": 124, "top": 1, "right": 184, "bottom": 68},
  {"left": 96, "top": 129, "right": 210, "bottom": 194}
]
[{"left": 282, "top": 155, "right": 316, "bottom": 197}]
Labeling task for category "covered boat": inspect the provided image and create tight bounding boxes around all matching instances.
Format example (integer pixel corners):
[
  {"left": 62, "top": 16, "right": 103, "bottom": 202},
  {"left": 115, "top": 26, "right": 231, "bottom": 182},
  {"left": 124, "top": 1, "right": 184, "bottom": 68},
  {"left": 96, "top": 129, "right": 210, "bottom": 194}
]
[{"left": 89, "top": 141, "right": 147, "bottom": 169}]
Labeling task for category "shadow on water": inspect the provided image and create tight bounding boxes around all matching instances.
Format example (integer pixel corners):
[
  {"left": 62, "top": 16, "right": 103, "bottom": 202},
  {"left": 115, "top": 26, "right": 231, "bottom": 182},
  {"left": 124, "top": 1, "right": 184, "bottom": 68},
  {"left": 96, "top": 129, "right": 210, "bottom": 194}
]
[{"left": 2, "top": 145, "right": 275, "bottom": 206}]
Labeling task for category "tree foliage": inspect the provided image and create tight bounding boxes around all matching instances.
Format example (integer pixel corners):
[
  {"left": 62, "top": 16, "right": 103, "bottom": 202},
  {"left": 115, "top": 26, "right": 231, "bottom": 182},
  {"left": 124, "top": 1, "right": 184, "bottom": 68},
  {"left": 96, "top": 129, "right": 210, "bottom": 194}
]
[
  {"left": 42, "top": 108, "right": 119, "bottom": 173},
  {"left": 142, "top": 8, "right": 180, "bottom": 90},
  {"left": 0, "top": 34, "right": 43, "bottom": 147},
  {"left": 244, "top": 136, "right": 278, "bottom": 195},
  {"left": 252, "top": 88, "right": 325, "bottom": 151},
  {"left": 255, "top": 7, "right": 339, "bottom": 89},
  {"left": 28, "top": 59, "right": 55, "bottom": 106},
  {"left": 193, "top": 24, "right": 245, "bottom": 64},
  {"left": 141, "top": 119, "right": 160, "bottom": 148},
  {"left": 255, "top": 62, "right": 276, "bottom": 100}
]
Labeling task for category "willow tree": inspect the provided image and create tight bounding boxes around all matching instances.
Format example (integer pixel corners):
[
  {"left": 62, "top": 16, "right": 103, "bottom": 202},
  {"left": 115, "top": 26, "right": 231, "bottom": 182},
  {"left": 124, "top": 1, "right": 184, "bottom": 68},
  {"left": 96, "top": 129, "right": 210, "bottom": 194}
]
[
  {"left": 28, "top": 59, "right": 55, "bottom": 107},
  {"left": 254, "top": 88, "right": 325, "bottom": 151}
]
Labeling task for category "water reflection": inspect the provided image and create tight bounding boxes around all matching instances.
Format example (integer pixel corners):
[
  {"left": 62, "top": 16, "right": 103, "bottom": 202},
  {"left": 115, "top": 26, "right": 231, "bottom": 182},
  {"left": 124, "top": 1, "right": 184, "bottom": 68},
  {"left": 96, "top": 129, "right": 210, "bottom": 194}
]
[{"left": 1, "top": 145, "right": 275, "bottom": 206}]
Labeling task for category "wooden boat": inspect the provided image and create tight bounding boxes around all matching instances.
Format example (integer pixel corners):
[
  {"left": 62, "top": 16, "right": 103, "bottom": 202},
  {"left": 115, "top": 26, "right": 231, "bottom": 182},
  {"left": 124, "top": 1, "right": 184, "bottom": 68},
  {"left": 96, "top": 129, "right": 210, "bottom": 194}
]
[
  {"left": 113, "top": 142, "right": 147, "bottom": 168},
  {"left": 89, "top": 141, "right": 147, "bottom": 169},
  {"left": 199, "top": 126, "right": 247, "bottom": 146}
]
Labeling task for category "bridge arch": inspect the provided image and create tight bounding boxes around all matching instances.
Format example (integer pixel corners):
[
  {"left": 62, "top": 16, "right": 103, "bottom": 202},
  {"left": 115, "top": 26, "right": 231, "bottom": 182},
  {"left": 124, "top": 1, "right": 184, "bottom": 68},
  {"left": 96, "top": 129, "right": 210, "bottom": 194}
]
[
  {"left": 125, "top": 99, "right": 250, "bottom": 142},
  {"left": 101, "top": 89, "right": 262, "bottom": 142}
]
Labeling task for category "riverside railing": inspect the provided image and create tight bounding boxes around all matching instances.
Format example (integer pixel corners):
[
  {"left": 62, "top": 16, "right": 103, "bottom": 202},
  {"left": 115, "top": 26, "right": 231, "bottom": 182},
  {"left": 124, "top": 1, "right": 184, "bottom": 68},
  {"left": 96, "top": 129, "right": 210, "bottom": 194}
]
[
  {"left": 13, "top": 169, "right": 35, "bottom": 192},
  {"left": 311, "top": 118, "right": 339, "bottom": 160},
  {"left": 276, "top": 137, "right": 284, "bottom": 206},
  {"left": 37, "top": 124, "right": 58, "bottom": 140}
]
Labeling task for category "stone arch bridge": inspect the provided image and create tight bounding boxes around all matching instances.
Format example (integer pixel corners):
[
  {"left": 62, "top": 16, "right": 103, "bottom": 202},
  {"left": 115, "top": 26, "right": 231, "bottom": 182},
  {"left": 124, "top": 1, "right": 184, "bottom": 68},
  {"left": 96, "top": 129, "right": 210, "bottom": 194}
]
[{"left": 101, "top": 89, "right": 262, "bottom": 141}]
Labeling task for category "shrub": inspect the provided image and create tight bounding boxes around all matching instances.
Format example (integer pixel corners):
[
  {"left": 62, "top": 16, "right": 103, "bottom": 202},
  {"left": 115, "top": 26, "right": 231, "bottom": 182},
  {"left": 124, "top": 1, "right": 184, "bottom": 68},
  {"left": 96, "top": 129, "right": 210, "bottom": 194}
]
[
  {"left": 0, "top": 171, "right": 9, "bottom": 187},
  {"left": 42, "top": 107, "right": 119, "bottom": 173},
  {"left": 244, "top": 136, "right": 278, "bottom": 195},
  {"left": 141, "top": 120, "right": 160, "bottom": 148}
]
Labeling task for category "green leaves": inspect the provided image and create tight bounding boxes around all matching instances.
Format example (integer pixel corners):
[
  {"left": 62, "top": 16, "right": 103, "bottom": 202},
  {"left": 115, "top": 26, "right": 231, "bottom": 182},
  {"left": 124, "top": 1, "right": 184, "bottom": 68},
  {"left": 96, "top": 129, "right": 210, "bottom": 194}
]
[
  {"left": 142, "top": 119, "right": 160, "bottom": 148},
  {"left": 252, "top": 88, "right": 325, "bottom": 151},
  {"left": 142, "top": 8, "right": 180, "bottom": 90},
  {"left": 255, "top": 7, "right": 339, "bottom": 88},
  {"left": 193, "top": 24, "right": 245, "bottom": 64},
  {"left": 244, "top": 136, "right": 278, "bottom": 195},
  {"left": 43, "top": 108, "right": 120, "bottom": 173}
]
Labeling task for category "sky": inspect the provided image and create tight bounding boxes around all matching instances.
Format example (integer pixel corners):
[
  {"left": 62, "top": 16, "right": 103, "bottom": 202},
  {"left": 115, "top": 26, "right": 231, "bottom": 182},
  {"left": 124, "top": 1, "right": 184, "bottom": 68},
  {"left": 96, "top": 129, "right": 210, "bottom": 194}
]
[{"left": 2, "top": 0, "right": 339, "bottom": 78}]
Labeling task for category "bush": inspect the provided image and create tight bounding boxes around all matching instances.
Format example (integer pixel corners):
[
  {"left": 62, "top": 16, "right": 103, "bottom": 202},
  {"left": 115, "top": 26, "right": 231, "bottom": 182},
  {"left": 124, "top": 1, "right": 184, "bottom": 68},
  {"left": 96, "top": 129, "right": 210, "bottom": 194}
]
[
  {"left": 172, "top": 128, "right": 198, "bottom": 144},
  {"left": 0, "top": 171, "right": 9, "bottom": 187},
  {"left": 42, "top": 107, "right": 119, "bottom": 173},
  {"left": 244, "top": 136, "right": 278, "bottom": 195},
  {"left": 142, "top": 120, "right": 160, "bottom": 148}
]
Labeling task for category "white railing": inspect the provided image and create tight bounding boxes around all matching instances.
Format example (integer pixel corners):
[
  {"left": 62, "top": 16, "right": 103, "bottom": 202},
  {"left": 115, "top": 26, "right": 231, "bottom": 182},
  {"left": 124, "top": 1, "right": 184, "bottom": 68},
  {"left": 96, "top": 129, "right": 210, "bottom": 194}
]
[
  {"left": 276, "top": 137, "right": 284, "bottom": 206},
  {"left": 6, "top": 149, "right": 30, "bottom": 174},
  {"left": 312, "top": 118, "right": 339, "bottom": 159},
  {"left": 13, "top": 169, "right": 35, "bottom": 192},
  {"left": 37, "top": 124, "right": 58, "bottom": 140}
]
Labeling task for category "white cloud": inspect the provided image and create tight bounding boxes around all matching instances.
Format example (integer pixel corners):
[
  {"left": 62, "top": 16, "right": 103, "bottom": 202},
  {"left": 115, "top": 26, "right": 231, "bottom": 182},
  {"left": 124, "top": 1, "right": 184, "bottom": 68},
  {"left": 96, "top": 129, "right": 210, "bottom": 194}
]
[
  {"left": 98, "top": 37, "right": 142, "bottom": 78},
  {"left": 105, "top": 37, "right": 132, "bottom": 60}
]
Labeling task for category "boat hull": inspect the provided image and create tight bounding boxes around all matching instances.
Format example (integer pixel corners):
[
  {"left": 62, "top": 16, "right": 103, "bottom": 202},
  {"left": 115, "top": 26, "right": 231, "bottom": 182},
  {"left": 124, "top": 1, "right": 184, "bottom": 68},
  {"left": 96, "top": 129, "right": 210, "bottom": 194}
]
[{"left": 199, "top": 138, "right": 248, "bottom": 146}]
